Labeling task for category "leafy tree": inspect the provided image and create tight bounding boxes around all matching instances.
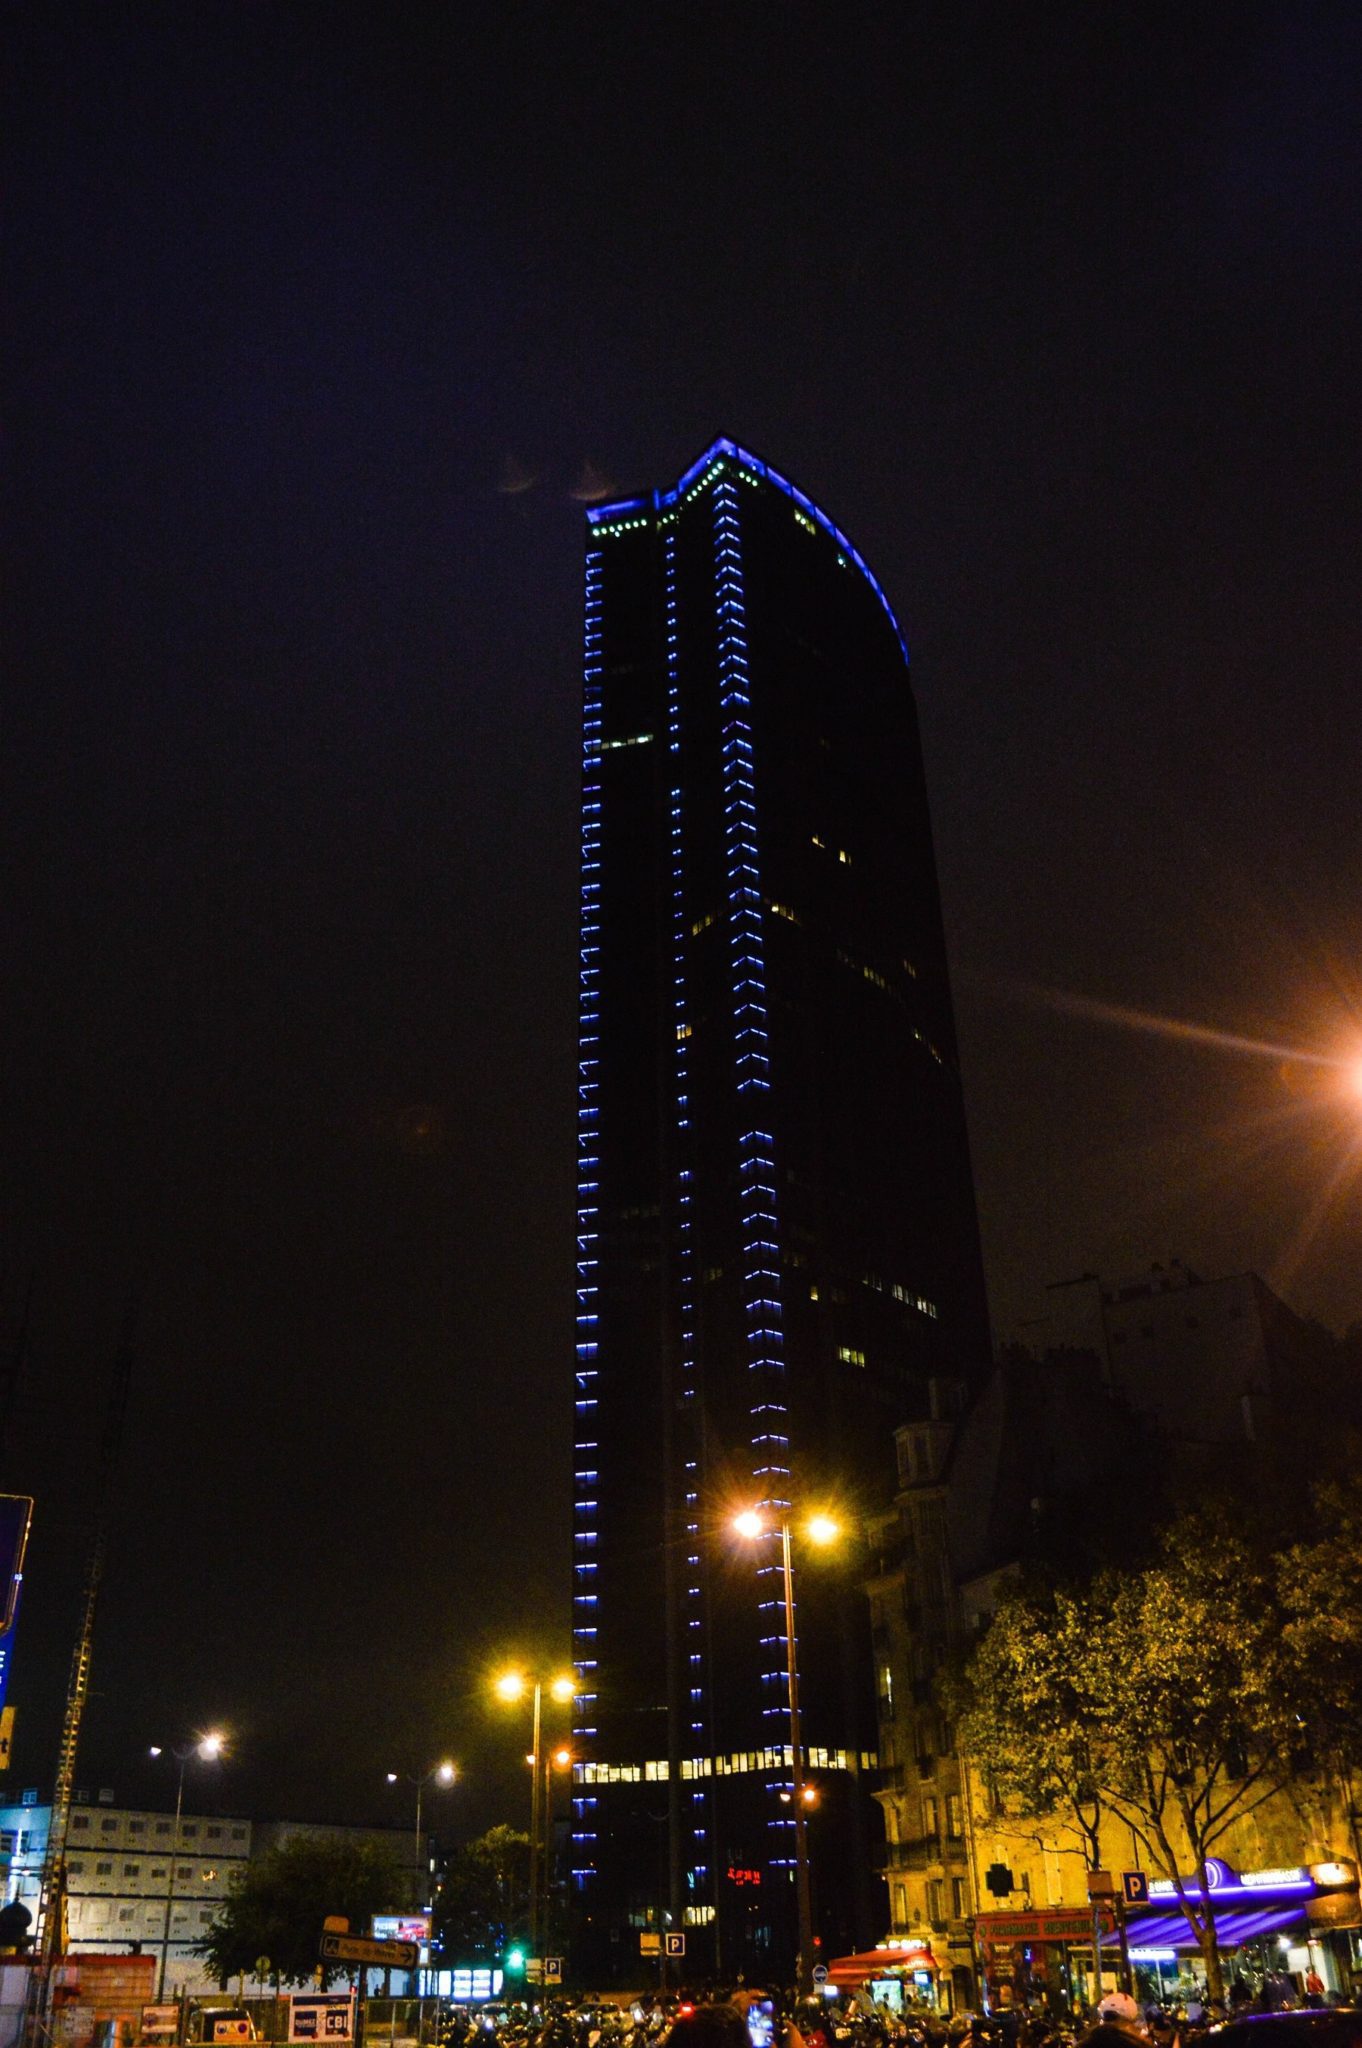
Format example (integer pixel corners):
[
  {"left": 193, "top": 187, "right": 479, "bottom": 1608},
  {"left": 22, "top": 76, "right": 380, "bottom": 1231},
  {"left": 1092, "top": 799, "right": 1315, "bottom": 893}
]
[
  {"left": 957, "top": 1512, "right": 1317, "bottom": 2005},
  {"left": 1096, "top": 1513, "right": 1309, "bottom": 2004},
  {"left": 195, "top": 1835, "right": 411, "bottom": 1988},
  {"left": 951, "top": 1581, "right": 1108, "bottom": 1871},
  {"left": 1278, "top": 1477, "right": 1362, "bottom": 1779},
  {"left": 432, "top": 1825, "right": 529, "bottom": 1965}
]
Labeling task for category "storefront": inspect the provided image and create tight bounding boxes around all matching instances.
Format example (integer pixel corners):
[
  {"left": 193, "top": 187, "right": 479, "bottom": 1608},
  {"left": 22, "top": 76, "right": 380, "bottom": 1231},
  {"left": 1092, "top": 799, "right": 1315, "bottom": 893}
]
[
  {"left": 826, "top": 1940, "right": 941, "bottom": 2012},
  {"left": 974, "top": 1905, "right": 1114, "bottom": 2015},
  {"left": 1113, "top": 1857, "right": 1362, "bottom": 2002}
]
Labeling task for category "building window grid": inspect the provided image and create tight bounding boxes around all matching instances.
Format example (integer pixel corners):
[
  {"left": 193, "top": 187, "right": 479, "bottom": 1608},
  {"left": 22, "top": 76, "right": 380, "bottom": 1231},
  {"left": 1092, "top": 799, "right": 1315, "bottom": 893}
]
[
  {"left": 665, "top": 530, "right": 711, "bottom": 1893},
  {"left": 571, "top": 543, "right": 606, "bottom": 1889},
  {"left": 712, "top": 477, "right": 798, "bottom": 1836}
]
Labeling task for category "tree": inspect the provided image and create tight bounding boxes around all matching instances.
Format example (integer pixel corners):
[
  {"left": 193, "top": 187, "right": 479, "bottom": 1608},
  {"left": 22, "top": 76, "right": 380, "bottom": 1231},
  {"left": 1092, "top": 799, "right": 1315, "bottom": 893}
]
[
  {"left": 195, "top": 1835, "right": 411, "bottom": 1988},
  {"left": 951, "top": 1580, "right": 1108, "bottom": 1872},
  {"left": 956, "top": 1512, "right": 1317, "bottom": 2005},
  {"left": 1095, "top": 1513, "right": 1309, "bottom": 2004},
  {"left": 432, "top": 1825, "right": 529, "bottom": 1965},
  {"left": 1278, "top": 1477, "right": 1362, "bottom": 1775}
]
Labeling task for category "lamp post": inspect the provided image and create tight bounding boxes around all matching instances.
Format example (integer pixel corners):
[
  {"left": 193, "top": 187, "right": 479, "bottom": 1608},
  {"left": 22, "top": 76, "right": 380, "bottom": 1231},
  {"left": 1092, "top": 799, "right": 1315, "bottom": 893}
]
[
  {"left": 493, "top": 1669, "right": 575, "bottom": 1959},
  {"left": 733, "top": 1508, "right": 839, "bottom": 1995},
  {"left": 150, "top": 1732, "right": 226, "bottom": 2001},
  {"left": 385, "top": 1762, "right": 456, "bottom": 1909}
]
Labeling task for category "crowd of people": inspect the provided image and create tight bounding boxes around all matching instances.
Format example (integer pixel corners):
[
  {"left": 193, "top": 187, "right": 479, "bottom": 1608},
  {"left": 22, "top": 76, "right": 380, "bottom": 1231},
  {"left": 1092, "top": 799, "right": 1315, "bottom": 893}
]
[{"left": 439, "top": 1975, "right": 1358, "bottom": 2048}]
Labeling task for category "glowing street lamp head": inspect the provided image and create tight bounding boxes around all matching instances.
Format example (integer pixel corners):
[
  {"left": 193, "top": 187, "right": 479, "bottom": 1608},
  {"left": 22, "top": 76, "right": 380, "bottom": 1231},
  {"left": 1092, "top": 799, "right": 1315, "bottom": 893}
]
[
  {"left": 197, "top": 1731, "right": 226, "bottom": 1761},
  {"left": 550, "top": 1674, "right": 576, "bottom": 1704},
  {"left": 385, "top": 1772, "right": 399, "bottom": 1784},
  {"left": 552, "top": 1747, "right": 573, "bottom": 1769},
  {"left": 435, "top": 1760, "right": 456, "bottom": 1785},
  {"left": 733, "top": 1510, "right": 766, "bottom": 1541},
  {"left": 805, "top": 1514, "right": 840, "bottom": 1547},
  {"left": 494, "top": 1670, "right": 526, "bottom": 1703}
]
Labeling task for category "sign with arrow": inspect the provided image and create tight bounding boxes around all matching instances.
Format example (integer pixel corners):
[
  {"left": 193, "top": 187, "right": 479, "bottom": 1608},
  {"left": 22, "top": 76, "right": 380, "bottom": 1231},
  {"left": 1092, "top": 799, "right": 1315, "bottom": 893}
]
[{"left": 319, "top": 1931, "right": 419, "bottom": 1970}]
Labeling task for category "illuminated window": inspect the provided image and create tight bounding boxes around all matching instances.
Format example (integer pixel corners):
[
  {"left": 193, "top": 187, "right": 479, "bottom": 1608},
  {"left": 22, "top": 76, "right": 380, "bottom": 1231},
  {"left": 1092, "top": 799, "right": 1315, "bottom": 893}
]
[{"left": 838, "top": 1345, "right": 866, "bottom": 1367}]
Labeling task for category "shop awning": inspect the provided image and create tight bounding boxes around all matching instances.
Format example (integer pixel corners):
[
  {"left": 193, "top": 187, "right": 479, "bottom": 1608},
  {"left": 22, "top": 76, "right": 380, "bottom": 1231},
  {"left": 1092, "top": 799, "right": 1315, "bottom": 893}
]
[
  {"left": 826, "top": 1947, "right": 940, "bottom": 1986},
  {"left": 1106, "top": 1904, "right": 1307, "bottom": 1951}
]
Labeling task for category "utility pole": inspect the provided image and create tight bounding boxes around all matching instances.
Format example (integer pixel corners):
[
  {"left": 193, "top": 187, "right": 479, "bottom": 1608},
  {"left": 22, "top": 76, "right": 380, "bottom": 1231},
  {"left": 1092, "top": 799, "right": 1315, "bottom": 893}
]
[{"left": 26, "top": 1310, "right": 136, "bottom": 2043}]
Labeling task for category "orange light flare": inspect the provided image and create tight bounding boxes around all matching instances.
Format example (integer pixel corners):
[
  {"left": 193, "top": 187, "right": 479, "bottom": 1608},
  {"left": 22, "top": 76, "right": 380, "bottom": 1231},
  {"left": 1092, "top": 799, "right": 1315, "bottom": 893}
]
[{"left": 1005, "top": 976, "right": 1362, "bottom": 1289}]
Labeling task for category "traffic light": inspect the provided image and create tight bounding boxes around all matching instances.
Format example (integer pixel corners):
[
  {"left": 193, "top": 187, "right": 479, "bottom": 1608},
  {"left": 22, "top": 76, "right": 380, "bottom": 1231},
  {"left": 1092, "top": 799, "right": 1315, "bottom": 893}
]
[{"left": 505, "top": 1948, "right": 526, "bottom": 1975}]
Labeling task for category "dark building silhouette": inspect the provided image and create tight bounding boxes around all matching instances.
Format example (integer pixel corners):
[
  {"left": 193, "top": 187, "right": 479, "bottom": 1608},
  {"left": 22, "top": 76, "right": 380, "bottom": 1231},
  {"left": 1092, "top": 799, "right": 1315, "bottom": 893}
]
[{"left": 570, "top": 438, "right": 989, "bottom": 1978}]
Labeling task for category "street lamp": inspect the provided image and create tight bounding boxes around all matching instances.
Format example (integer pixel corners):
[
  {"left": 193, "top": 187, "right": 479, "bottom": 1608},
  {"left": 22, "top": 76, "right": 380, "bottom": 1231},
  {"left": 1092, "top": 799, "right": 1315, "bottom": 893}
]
[
  {"left": 384, "top": 1762, "right": 456, "bottom": 1907},
  {"left": 732, "top": 1507, "right": 841, "bottom": 1994},
  {"left": 151, "top": 1731, "right": 226, "bottom": 2001},
  {"left": 492, "top": 1668, "right": 575, "bottom": 1958}
]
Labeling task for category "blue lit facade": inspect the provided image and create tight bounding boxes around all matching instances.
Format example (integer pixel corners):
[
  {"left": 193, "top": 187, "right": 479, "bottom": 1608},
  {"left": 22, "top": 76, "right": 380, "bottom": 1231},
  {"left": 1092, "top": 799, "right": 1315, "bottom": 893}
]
[{"left": 571, "top": 440, "right": 989, "bottom": 1980}]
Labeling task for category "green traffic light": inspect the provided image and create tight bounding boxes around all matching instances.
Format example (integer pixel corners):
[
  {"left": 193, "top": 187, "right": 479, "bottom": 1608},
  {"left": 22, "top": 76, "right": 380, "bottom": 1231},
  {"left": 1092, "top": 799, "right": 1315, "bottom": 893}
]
[{"left": 506, "top": 1948, "right": 526, "bottom": 1972}]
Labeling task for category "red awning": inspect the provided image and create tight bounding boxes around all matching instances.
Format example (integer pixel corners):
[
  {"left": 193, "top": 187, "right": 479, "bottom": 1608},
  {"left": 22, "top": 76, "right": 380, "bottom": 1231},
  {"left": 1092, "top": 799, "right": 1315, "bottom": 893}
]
[{"left": 826, "top": 1947, "right": 940, "bottom": 1986}]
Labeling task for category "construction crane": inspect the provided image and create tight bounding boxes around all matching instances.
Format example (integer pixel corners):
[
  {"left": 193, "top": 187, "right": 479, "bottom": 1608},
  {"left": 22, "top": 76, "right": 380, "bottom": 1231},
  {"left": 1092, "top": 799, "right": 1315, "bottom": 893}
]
[{"left": 26, "top": 1310, "right": 136, "bottom": 2038}]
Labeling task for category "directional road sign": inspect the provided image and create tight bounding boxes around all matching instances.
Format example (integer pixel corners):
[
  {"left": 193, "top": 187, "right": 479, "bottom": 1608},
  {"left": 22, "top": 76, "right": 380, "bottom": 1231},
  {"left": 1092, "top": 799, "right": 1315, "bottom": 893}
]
[
  {"left": 665, "top": 1933, "right": 686, "bottom": 1958},
  {"left": 812, "top": 1966, "right": 829, "bottom": 1986},
  {"left": 639, "top": 1934, "right": 661, "bottom": 1955},
  {"left": 319, "top": 1931, "right": 420, "bottom": 1970},
  {"left": 1122, "top": 1870, "right": 1150, "bottom": 1905}
]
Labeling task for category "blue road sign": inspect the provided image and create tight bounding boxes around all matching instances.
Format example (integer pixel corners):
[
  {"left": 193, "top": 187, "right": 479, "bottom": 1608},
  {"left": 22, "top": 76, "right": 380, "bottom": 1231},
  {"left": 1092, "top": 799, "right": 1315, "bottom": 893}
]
[{"left": 1122, "top": 1870, "right": 1149, "bottom": 1905}]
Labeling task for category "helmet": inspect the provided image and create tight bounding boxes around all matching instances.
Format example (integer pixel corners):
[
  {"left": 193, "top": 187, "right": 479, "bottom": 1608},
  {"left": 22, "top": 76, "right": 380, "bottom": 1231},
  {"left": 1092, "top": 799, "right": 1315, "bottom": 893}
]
[{"left": 1098, "top": 1997, "right": 1141, "bottom": 2024}]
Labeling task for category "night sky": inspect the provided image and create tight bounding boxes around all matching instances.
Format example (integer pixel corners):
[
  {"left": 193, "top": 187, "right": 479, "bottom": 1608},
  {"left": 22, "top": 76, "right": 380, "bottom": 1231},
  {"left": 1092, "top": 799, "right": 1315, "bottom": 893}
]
[{"left": 4, "top": 4, "right": 1360, "bottom": 1837}]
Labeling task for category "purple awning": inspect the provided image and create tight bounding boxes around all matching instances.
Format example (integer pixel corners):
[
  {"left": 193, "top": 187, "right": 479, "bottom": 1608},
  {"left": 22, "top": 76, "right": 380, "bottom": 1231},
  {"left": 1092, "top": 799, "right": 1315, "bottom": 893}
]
[{"left": 1106, "top": 1904, "right": 1307, "bottom": 1950}]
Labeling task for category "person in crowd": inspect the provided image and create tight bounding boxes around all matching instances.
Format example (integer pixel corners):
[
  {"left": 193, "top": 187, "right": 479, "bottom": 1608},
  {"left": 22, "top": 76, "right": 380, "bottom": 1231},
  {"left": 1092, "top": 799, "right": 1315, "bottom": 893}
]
[
  {"left": 664, "top": 2011, "right": 749, "bottom": 2048},
  {"left": 1084, "top": 1993, "right": 1149, "bottom": 2046}
]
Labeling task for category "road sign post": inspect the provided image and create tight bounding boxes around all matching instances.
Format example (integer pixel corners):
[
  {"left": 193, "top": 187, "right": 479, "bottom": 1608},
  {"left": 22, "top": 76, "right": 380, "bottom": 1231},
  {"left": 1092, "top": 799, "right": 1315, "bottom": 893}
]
[{"left": 319, "top": 1932, "right": 420, "bottom": 1972}]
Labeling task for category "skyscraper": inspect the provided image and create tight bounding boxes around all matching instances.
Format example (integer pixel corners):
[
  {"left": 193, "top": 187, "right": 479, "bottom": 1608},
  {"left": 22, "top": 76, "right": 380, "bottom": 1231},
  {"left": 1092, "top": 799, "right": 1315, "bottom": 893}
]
[{"left": 571, "top": 438, "right": 989, "bottom": 1979}]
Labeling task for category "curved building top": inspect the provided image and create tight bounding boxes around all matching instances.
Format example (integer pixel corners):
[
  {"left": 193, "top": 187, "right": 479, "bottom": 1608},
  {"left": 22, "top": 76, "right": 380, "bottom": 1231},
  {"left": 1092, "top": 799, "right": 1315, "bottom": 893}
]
[{"left": 585, "top": 435, "right": 908, "bottom": 661}]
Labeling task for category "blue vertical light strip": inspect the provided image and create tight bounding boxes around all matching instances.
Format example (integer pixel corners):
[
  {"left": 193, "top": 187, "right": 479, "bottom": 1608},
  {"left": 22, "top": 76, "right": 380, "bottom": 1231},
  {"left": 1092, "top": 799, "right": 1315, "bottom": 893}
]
[
  {"left": 711, "top": 474, "right": 797, "bottom": 1868},
  {"left": 664, "top": 529, "right": 710, "bottom": 1896},
  {"left": 571, "top": 542, "right": 605, "bottom": 1888}
]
